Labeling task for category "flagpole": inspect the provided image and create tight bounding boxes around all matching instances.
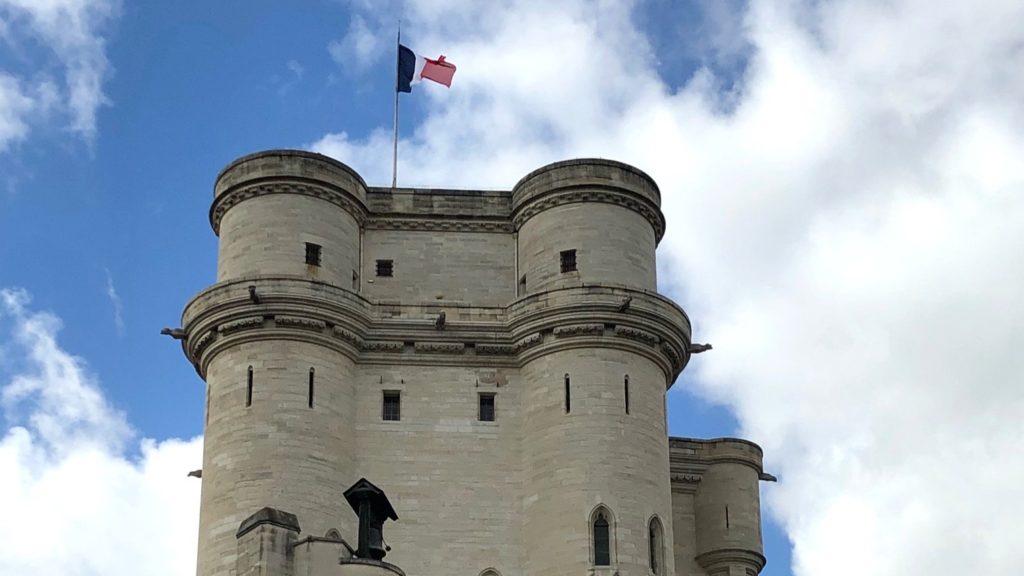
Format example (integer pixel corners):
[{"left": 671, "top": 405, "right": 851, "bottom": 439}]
[{"left": 392, "top": 23, "right": 401, "bottom": 192}]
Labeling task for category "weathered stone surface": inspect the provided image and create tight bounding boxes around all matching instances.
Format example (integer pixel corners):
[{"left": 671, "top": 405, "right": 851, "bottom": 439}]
[{"left": 183, "top": 150, "right": 765, "bottom": 576}]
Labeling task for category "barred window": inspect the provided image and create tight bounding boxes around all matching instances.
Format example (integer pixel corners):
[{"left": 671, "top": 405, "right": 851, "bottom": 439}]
[
  {"left": 305, "top": 242, "right": 322, "bottom": 267},
  {"left": 376, "top": 259, "right": 394, "bottom": 277},
  {"left": 560, "top": 249, "right": 577, "bottom": 273},
  {"left": 382, "top": 391, "right": 401, "bottom": 421},
  {"left": 479, "top": 393, "right": 496, "bottom": 422}
]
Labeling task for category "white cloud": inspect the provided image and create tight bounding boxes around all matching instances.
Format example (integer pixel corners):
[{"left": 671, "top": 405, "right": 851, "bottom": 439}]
[
  {"left": 311, "top": 1, "right": 1024, "bottom": 574},
  {"left": 103, "top": 268, "right": 124, "bottom": 336},
  {"left": 0, "top": 288, "right": 202, "bottom": 576},
  {"left": 0, "top": 0, "right": 118, "bottom": 145},
  {"left": 0, "top": 73, "right": 35, "bottom": 150},
  {"left": 329, "top": 15, "right": 387, "bottom": 72}
]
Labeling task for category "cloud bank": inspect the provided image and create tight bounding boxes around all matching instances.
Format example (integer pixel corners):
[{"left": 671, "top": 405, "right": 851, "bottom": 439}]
[
  {"left": 316, "top": 1, "right": 1024, "bottom": 574},
  {"left": 0, "top": 0, "right": 118, "bottom": 149},
  {"left": 0, "top": 288, "right": 201, "bottom": 576}
]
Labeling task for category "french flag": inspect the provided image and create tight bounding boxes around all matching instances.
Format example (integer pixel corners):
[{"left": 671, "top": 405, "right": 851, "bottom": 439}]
[{"left": 397, "top": 44, "right": 456, "bottom": 92}]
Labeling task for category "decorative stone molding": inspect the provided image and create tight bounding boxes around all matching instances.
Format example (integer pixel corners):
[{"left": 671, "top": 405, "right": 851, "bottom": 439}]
[
  {"left": 613, "top": 325, "right": 659, "bottom": 345},
  {"left": 365, "top": 217, "right": 513, "bottom": 233},
  {"left": 512, "top": 189, "right": 666, "bottom": 241},
  {"left": 362, "top": 341, "right": 404, "bottom": 352},
  {"left": 552, "top": 323, "right": 605, "bottom": 338},
  {"left": 275, "top": 316, "right": 327, "bottom": 331},
  {"left": 694, "top": 548, "right": 766, "bottom": 576},
  {"left": 660, "top": 341, "right": 682, "bottom": 368},
  {"left": 671, "top": 474, "right": 702, "bottom": 484},
  {"left": 475, "top": 343, "right": 514, "bottom": 355},
  {"left": 332, "top": 326, "right": 363, "bottom": 347},
  {"left": 192, "top": 330, "right": 216, "bottom": 357},
  {"left": 218, "top": 316, "right": 264, "bottom": 334},
  {"left": 211, "top": 182, "right": 368, "bottom": 233},
  {"left": 415, "top": 342, "right": 466, "bottom": 354},
  {"left": 512, "top": 333, "right": 542, "bottom": 352}
]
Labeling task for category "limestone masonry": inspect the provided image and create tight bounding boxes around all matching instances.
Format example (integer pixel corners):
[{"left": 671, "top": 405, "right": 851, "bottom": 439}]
[{"left": 176, "top": 149, "right": 771, "bottom": 576}]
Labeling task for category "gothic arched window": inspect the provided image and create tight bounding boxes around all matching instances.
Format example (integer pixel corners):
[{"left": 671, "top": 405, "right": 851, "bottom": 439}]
[
  {"left": 649, "top": 516, "right": 664, "bottom": 575},
  {"left": 592, "top": 508, "right": 612, "bottom": 566}
]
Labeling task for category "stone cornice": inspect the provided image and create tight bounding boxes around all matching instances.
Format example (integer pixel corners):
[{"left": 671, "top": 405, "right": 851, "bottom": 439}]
[
  {"left": 365, "top": 216, "right": 514, "bottom": 233},
  {"left": 668, "top": 436, "right": 766, "bottom": 487},
  {"left": 209, "top": 180, "right": 369, "bottom": 234},
  {"left": 695, "top": 548, "right": 766, "bottom": 575},
  {"left": 511, "top": 186, "right": 666, "bottom": 242},
  {"left": 181, "top": 278, "right": 691, "bottom": 381}
]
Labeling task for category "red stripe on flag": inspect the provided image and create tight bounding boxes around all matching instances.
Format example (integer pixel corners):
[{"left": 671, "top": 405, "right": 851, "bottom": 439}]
[{"left": 420, "top": 55, "right": 456, "bottom": 87}]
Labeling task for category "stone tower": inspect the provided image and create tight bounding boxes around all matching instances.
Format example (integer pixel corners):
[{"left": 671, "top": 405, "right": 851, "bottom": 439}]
[{"left": 176, "top": 150, "right": 769, "bottom": 576}]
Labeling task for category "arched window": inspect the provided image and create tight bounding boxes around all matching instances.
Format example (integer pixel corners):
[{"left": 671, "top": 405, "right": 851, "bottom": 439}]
[
  {"left": 591, "top": 506, "right": 613, "bottom": 566},
  {"left": 479, "top": 569, "right": 501, "bottom": 576},
  {"left": 648, "top": 516, "right": 664, "bottom": 575}
]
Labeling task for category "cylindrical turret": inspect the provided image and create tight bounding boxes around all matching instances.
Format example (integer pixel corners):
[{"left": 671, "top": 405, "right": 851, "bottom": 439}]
[
  {"left": 520, "top": 349, "right": 676, "bottom": 576},
  {"left": 512, "top": 159, "right": 665, "bottom": 294},
  {"left": 191, "top": 150, "right": 368, "bottom": 576},
  {"left": 514, "top": 159, "right": 684, "bottom": 576},
  {"left": 693, "top": 440, "right": 766, "bottom": 576},
  {"left": 211, "top": 150, "right": 368, "bottom": 287}
]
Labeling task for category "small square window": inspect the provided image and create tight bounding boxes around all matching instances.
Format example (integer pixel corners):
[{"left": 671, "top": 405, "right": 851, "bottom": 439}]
[
  {"left": 479, "top": 393, "right": 496, "bottom": 422},
  {"left": 376, "top": 259, "right": 394, "bottom": 277},
  {"left": 382, "top": 391, "right": 401, "bottom": 421},
  {"left": 305, "top": 243, "right": 322, "bottom": 267},
  {"left": 560, "top": 249, "right": 577, "bottom": 273}
]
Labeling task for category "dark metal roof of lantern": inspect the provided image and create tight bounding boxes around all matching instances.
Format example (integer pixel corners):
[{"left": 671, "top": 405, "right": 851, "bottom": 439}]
[{"left": 344, "top": 478, "right": 399, "bottom": 560}]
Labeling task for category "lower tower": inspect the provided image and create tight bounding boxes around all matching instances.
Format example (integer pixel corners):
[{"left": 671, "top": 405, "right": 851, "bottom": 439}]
[
  {"left": 184, "top": 151, "right": 370, "bottom": 576},
  {"left": 511, "top": 159, "right": 690, "bottom": 576}
]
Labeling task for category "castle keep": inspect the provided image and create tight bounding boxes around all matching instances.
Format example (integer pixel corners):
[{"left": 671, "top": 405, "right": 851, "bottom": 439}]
[{"left": 176, "top": 150, "right": 769, "bottom": 576}]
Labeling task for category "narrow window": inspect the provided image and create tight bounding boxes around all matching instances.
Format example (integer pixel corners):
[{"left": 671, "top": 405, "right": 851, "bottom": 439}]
[
  {"left": 307, "top": 368, "right": 315, "bottom": 408},
  {"left": 382, "top": 390, "right": 401, "bottom": 421},
  {"left": 352, "top": 269, "right": 359, "bottom": 290},
  {"left": 649, "top": 517, "right": 664, "bottom": 575},
  {"left": 305, "top": 242, "right": 322, "bottom": 266},
  {"left": 518, "top": 274, "right": 526, "bottom": 296},
  {"left": 246, "top": 366, "right": 253, "bottom": 407},
  {"left": 624, "top": 375, "right": 630, "bottom": 414},
  {"left": 560, "top": 249, "right": 577, "bottom": 273},
  {"left": 479, "top": 393, "right": 496, "bottom": 422},
  {"left": 564, "top": 374, "right": 571, "bottom": 413},
  {"left": 593, "top": 511, "right": 610, "bottom": 566},
  {"left": 376, "top": 259, "right": 394, "bottom": 277}
]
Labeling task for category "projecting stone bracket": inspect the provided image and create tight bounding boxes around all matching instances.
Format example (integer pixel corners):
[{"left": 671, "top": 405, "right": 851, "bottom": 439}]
[
  {"left": 513, "top": 333, "right": 542, "bottom": 352},
  {"left": 552, "top": 323, "right": 605, "bottom": 337},
  {"left": 614, "top": 325, "right": 660, "bottom": 345},
  {"left": 275, "top": 316, "right": 326, "bottom": 331},
  {"left": 218, "top": 316, "right": 265, "bottom": 334},
  {"left": 362, "top": 341, "right": 404, "bottom": 352},
  {"left": 414, "top": 342, "right": 465, "bottom": 354}
]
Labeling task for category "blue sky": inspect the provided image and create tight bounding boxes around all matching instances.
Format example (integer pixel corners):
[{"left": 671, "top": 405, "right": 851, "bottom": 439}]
[{"left": 2, "top": 1, "right": 1024, "bottom": 575}]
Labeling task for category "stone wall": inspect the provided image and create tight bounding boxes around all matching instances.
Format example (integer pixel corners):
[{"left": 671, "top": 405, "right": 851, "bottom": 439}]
[{"left": 180, "top": 149, "right": 764, "bottom": 576}]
